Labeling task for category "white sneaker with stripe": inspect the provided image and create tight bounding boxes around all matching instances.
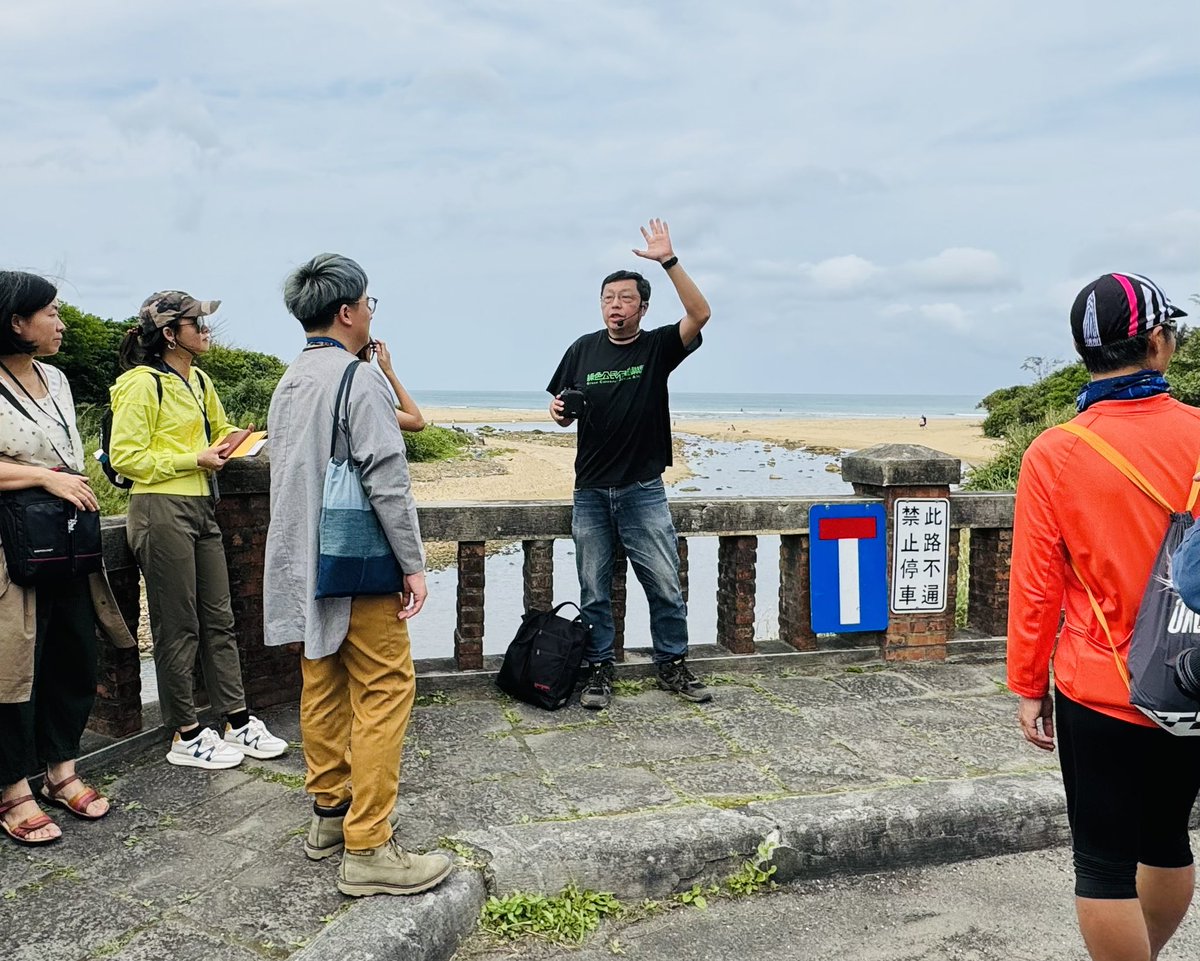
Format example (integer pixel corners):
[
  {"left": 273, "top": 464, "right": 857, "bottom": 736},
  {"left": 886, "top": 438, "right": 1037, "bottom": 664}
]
[
  {"left": 167, "top": 727, "right": 245, "bottom": 769},
  {"left": 224, "top": 716, "right": 288, "bottom": 759}
]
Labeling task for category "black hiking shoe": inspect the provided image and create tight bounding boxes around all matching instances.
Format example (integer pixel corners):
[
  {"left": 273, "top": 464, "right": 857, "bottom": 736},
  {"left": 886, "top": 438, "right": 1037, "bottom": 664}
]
[
  {"left": 657, "top": 658, "right": 712, "bottom": 703},
  {"left": 580, "top": 661, "right": 615, "bottom": 710}
]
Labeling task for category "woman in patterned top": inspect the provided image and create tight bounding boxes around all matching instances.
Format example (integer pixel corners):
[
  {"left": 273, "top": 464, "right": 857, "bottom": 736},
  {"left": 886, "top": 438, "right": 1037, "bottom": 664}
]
[{"left": 0, "top": 271, "right": 136, "bottom": 846}]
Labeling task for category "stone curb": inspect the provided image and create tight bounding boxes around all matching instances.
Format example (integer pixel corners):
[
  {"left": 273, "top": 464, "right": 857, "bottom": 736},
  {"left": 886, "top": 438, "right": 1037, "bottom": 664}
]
[
  {"left": 293, "top": 869, "right": 488, "bottom": 961},
  {"left": 297, "top": 772, "right": 1067, "bottom": 959},
  {"left": 459, "top": 771, "right": 1067, "bottom": 902}
]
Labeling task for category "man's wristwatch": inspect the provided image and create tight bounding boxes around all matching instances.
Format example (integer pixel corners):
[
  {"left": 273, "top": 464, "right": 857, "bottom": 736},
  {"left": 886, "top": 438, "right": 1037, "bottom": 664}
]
[{"left": 661, "top": 256, "right": 679, "bottom": 271}]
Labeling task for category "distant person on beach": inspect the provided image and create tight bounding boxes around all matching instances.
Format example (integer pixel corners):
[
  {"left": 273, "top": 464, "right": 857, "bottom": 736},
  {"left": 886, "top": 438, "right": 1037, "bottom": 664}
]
[
  {"left": 1007, "top": 272, "right": 1200, "bottom": 961},
  {"left": 109, "top": 292, "right": 287, "bottom": 771},
  {"left": 358, "top": 339, "right": 425, "bottom": 432},
  {"left": 919, "top": 414, "right": 927, "bottom": 429},
  {"left": 265, "top": 253, "right": 450, "bottom": 898},
  {"left": 548, "top": 219, "right": 712, "bottom": 709}
]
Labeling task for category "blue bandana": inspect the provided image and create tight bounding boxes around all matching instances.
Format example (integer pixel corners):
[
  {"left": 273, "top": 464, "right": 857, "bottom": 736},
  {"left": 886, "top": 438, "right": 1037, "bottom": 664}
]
[{"left": 1075, "top": 369, "right": 1170, "bottom": 413}]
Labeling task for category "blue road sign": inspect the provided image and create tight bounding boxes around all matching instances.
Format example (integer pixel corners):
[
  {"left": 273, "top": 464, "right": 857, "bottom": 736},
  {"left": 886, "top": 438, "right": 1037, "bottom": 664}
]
[{"left": 809, "top": 503, "right": 889, "bottom": 634}]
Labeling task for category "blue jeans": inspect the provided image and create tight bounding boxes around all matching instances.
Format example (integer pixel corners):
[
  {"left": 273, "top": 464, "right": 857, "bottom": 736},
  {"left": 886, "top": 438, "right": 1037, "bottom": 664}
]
[{"left": 572, "top": 477, "right": 689, "bottom": 665}]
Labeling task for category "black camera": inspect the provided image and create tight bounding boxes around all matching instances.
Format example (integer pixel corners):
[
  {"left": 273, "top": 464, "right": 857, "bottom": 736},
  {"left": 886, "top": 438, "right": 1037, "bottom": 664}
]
[
  {"left": 560, "top": 388, "right": 587, "bottom": 420},
  {"left": 1175, "top": 647, "right": 1200, "bottom": 701}
]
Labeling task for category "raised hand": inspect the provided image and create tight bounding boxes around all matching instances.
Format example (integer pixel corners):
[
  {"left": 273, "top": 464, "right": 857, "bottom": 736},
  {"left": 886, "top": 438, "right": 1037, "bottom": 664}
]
[
  {"left": 633, "top": 218, "right": 675, "bottom": 264},
  {"left": 374, "top": 339, "right": 395, "bottom": 376}
]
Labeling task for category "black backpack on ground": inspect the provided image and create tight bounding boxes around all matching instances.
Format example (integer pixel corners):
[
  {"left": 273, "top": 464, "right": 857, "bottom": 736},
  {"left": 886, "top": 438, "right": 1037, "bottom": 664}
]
[{"left": 497, "top": 602, "right": 591, "bottom": 711}]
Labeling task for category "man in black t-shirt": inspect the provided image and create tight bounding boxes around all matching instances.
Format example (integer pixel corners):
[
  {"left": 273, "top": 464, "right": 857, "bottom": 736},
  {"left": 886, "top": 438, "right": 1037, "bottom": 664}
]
[{"left": 547, "top": 219, "right": 711, "bottom": 709}]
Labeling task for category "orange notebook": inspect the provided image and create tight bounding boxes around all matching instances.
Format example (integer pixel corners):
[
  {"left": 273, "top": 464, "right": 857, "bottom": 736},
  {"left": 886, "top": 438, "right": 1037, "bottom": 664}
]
[{"left": 221, "top": 429, "right": 268, "bottom": 458}]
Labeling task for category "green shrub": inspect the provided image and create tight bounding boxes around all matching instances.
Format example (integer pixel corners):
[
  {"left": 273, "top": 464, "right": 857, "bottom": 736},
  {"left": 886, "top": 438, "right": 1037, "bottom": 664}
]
[
  {"left": 404, "top": 425, "right": 472, "bottom": 463},
  {"left": 962, "top": 408, "right": 1074, "bottom": 492}
]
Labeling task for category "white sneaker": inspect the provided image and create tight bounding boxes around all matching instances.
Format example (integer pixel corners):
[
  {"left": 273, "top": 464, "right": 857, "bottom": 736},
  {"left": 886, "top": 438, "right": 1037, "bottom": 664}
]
[
  {"left": 167, "top": 727, "right": 244, "bottom": 769},
  {"left": 224, "top": 716, "right": 288, "bottom": 759}
]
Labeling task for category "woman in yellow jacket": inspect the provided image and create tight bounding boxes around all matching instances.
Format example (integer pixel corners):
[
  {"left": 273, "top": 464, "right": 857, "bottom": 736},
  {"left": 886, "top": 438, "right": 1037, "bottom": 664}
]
[{"left": 109, "top": 291, "right": 286, "bottom": 770}]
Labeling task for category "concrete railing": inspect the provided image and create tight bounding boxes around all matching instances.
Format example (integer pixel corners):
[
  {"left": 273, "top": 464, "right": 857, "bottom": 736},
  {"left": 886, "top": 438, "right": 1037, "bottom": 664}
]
[{"left": 89, "top": 444, "right": 1014, "bottom": 738}]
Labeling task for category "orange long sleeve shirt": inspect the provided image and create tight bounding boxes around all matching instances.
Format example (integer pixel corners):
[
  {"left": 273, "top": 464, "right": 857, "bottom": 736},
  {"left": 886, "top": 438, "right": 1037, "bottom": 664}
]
[{"left": 1007, "top": 394, "right": 1200, "bottom": 726}]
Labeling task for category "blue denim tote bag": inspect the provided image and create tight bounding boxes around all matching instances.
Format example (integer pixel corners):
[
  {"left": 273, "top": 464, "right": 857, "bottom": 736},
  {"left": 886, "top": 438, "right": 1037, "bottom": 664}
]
[{"left": 315, "top": 361, "right": 404, "bottom": 598}]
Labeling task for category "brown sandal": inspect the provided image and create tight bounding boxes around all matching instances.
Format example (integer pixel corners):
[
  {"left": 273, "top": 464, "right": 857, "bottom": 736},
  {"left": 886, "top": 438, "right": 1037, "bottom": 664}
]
[
  {"left": 0, "top": 794, "right": 61, "bottom": 846},
  {"left": 40, "top": 773, "right": 109, "bottom": 821}
]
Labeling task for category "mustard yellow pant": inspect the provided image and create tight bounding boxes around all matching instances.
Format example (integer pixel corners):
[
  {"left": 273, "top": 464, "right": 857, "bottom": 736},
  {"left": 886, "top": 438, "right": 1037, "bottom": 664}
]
[{"left": 299, "top": 595, "right": 415, "bottom": 851}]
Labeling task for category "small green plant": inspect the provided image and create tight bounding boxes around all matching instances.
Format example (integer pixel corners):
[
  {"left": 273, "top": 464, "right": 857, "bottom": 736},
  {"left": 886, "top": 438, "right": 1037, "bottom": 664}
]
[
  {"left": 480, "top": 885, "right": 622, "bottom": 944},
  {"left": 501, "top": 706, "right": 522, "bottom": 726},
  {"left": 122, "top": 800, "right": 143, "bottom": 812},
  {"left": 123, "top": 835, "right": 142, "bottom": 848},
  {"left": 245, "top": 766, "right": 306, "bottom": 790},
  {"left": 723, "top": 839, "right": 778, "bottom": 897},
  {"left": 416, "top": 690, "right": 454, "bottom": 707},
  {"left": 677, "top": 883, "right": 718, "bottom": 910},
  {"left": 612, "top": 677, "right": 654, "bottom": 697},
  {"left": 439, "top": 836, "right": 481, "bottom": 864},
  {"left": 703, "top": 673, "right": 742, "bottom": 687}
]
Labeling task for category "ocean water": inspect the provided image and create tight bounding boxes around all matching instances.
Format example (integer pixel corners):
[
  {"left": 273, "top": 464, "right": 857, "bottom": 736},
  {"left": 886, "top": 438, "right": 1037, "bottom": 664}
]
[{"left": 415, "top": 390, "right": 981, "bottom": 420}]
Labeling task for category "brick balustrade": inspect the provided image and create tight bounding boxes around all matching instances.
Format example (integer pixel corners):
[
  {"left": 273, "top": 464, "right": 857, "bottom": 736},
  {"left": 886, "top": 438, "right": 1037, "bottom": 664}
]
[{"left": 89, "top": 448, "right": 1016, "bottom": 738}]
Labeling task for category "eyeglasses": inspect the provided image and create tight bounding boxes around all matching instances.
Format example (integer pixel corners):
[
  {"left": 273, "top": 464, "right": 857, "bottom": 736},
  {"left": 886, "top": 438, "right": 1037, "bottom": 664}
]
[
  {"left": 601, "top": 292, "right": 640, "bottom": 306},
  {"left": 365, "top": 296, "right": 378, "bottom": 315},
  {"left": 178, "top": 319, "right": 210, "bottom": 333}
]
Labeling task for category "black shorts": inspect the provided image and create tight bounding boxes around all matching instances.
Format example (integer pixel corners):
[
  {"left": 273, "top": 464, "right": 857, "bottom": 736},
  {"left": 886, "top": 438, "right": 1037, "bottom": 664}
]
[{"left": 1055, "top": 687, "right": 1200, "bottom": 898}]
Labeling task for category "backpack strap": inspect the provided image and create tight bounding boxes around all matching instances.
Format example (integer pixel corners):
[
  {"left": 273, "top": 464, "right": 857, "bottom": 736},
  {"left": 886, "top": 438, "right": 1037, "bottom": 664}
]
[
  {"left": 1057, "top": 423, "right": 1182, "bottom": 512},
  {"left": 1067, "top": 554, "right": 1132, "bottom": 693}
]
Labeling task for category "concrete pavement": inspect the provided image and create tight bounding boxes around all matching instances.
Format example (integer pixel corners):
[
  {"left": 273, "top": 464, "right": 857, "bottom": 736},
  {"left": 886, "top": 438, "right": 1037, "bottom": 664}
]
[{"left": 1, "top": 652, "right": 1075, "bottom": 961}]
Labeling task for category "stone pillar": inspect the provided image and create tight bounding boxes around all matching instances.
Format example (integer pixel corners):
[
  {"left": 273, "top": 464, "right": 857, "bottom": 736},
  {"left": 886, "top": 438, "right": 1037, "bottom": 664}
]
[
  {"left": 778, "top": 533, "right": 818, "bottom": 651},
  {"left": 841, "top": 444, "right": 962, "bottom": 662},
  {"left": 716, "top": 535, "right": 757, "bottom": 654},
  {"left": 454, "top": 541, "right": 486, "bottom": 670},
  {"left": 88, "top": 522, "right": 143, "bottom": 737},
  {"left": 677, "top": 537, "right": 689, "bottom": 604},
  {"left": 611, "top": 543, "right": 627, "bottom": 662},
  {"left": 522, "top": 539, "right": 555, "bottom": 613},
  {"left": 215, "top": 456, "right": 302, "bottom": 708},
  {"left": 967, "top": 527, "right": 1012, "bottom": 637}
]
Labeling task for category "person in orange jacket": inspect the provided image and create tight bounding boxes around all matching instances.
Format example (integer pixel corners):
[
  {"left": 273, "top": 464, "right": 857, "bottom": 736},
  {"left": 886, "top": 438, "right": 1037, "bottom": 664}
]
[{"left": 1008, "top": 272, "right": 1200, "bottom": 961}]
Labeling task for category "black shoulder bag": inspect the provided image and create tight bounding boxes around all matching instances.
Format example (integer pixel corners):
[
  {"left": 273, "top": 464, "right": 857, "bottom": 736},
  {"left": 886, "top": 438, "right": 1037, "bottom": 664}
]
[{"left": 0, "top": 369, "right": 103, "bottom": 586}]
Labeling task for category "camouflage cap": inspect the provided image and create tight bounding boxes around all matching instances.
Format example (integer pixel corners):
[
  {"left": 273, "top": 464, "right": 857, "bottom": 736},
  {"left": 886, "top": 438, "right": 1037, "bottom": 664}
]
[{"left": 138, "top": 290, "right": 221, "bottom": 330}]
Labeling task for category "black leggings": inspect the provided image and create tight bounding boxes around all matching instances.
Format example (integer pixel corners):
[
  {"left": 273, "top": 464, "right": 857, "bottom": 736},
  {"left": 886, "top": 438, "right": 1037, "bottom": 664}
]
[
  {"left": 1056, "top": 688, "right": 1200, "bottom": 899},
  {"left": 0, "top": 577, "right": 98, "bottom": 786}
]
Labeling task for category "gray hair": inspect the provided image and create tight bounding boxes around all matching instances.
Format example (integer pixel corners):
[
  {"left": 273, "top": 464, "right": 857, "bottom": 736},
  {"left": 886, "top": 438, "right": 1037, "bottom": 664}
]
[{"left": 283, "top": 253, "right": 369, "bottom": 332}]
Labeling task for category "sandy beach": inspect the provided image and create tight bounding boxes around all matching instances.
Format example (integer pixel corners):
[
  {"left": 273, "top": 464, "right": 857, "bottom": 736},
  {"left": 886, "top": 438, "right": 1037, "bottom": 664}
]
[{"left": 411, "top": 409, "right": 998, "bottom": 503}]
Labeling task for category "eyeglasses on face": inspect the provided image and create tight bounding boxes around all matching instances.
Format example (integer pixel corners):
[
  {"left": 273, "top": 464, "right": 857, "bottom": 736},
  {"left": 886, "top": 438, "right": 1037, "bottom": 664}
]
[
  {"left": 178, "top": 319, "right": 211, "bottom": 333},
  {"left": 365, "top": 296, "right": 378, "bottom": 314}
]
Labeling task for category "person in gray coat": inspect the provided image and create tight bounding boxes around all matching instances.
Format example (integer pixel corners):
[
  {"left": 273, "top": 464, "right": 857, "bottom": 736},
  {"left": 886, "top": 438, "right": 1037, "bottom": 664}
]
[{"left": 264, "top": 253, "right": 450, "bottom": 898}]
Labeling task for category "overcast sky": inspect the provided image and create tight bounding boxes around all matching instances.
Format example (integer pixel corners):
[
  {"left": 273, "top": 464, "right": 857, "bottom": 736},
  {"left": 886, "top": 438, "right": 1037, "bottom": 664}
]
[{"left": 3, "top": 1, "right": 1197, "bottom": 397}]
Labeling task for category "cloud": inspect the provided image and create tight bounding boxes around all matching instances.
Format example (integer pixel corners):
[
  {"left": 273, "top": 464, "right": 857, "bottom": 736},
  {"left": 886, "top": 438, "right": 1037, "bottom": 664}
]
[
  {"left": 907, "top": 247, "right": 1016, "bottom": 292},
  {"left": 919, "top": 302, "right": 971, "bottom": 331},
  {"left": 807, "top": 255, "right": 881, "bottom": 295}
]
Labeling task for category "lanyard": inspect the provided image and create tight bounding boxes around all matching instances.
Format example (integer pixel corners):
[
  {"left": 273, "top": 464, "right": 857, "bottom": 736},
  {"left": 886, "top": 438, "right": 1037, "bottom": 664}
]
[
  {"left": 152, "top": 361, "right": 211, "bottom": 443},
  {"left": 305, "top": 336, "right": 348, "bottom": 351},
  {"left": 0, "top": 359, "right": 75, "bottom": 467},
  {"left": 0, "top": 358, "right": 71, "bottom": 437}
]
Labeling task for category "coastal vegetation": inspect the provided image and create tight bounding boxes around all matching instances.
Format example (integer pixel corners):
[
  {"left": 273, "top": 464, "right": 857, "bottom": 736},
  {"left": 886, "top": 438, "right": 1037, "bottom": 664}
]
[
  {"left": 967, "top": 299, "right": 1200, "bottom": 491},
  {"left": 45, "top": 302, "right": 471, "bottom": 513}
]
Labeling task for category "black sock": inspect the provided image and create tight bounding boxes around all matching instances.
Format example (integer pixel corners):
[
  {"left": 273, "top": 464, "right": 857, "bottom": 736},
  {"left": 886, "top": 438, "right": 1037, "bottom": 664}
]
[
  {"left": 226, "top": 710, "right": 251, "bottom": 730},
  {"left": 314, "top": 800, "right": 351, "bottom": 819},
  {"left": 178, "top": 725, "right": 201, "bottom": 741}
]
